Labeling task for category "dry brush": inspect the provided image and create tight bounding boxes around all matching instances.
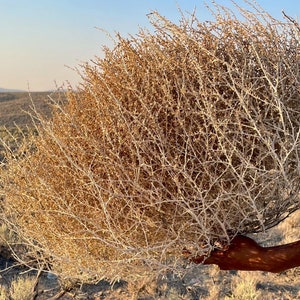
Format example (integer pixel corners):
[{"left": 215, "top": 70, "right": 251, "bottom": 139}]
[{"left": 1, "top": 2, "right": 300, "bottom": 282}]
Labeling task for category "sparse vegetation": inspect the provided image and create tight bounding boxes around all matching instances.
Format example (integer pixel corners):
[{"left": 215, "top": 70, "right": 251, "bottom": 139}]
[
  {"left": 226, "top": 272, "right": 260, "bottom": 300},
  {"left": 0, "top": 276, "right": 37, "bottom": 300},
  {"left": 9, "top": 275, "right": 37, "bottom": 300},
  {"left": 0, "top": 288, "right": 7, "bottom": 300}
]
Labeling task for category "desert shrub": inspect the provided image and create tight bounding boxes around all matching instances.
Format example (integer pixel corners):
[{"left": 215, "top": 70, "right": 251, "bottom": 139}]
[{"left": 1, "top": 2, "right": 300, "bottom": 282}]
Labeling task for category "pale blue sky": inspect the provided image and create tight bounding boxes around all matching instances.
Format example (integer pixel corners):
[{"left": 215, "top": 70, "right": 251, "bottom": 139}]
[{"left": 0, "top": 0, "right": 299, "bottom": 91}]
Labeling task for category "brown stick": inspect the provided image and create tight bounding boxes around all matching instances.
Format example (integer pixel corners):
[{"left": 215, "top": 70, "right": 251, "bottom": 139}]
[{"left": 188, "top": 235, "right": 300, "bottom": 273}]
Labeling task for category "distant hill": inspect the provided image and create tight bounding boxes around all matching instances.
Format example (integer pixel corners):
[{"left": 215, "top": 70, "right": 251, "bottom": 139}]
[
  {"left": 0, "top": 91, "right": 67, "bottom": 161},
  {"left": 0, "top": 91, "right": 66, "bottom": 128},
  {"left": 0, "top": 87, "right": 25, "bottom": 93}
]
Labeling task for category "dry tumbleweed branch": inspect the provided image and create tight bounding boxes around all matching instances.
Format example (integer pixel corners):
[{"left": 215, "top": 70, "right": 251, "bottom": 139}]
[{"left": 1, "top": 1, "right": 300, "bottom": 282}]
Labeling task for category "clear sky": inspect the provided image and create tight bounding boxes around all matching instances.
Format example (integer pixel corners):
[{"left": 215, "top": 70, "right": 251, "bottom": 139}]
[{"left": 0, "top": 0, "right": 299, "bottom": 91}]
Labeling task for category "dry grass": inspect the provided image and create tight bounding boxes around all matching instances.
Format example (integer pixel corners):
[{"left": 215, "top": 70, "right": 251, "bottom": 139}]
[
  {"left": 9, "top": 275, "right": 37, "bottom": 300},
  {"left": 1, "top": 0, "right": 300, "bottom": 284},
  {"left": 0, "top": 276, "right": 37, "bottom": 300},
  {"left": 225, "top": 272, "right": 261, "bottom": 300},
  {"left": 277, "top": 209, "right": 300, "bottom": 244},
  {"left": 0, "top": 288, "right": 7, "bottom": 300}
]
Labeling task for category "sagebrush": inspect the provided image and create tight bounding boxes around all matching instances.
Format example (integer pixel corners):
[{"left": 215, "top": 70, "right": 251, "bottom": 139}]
[{"left": 1, "top": 1, "right": 300, "bottom": 282}]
